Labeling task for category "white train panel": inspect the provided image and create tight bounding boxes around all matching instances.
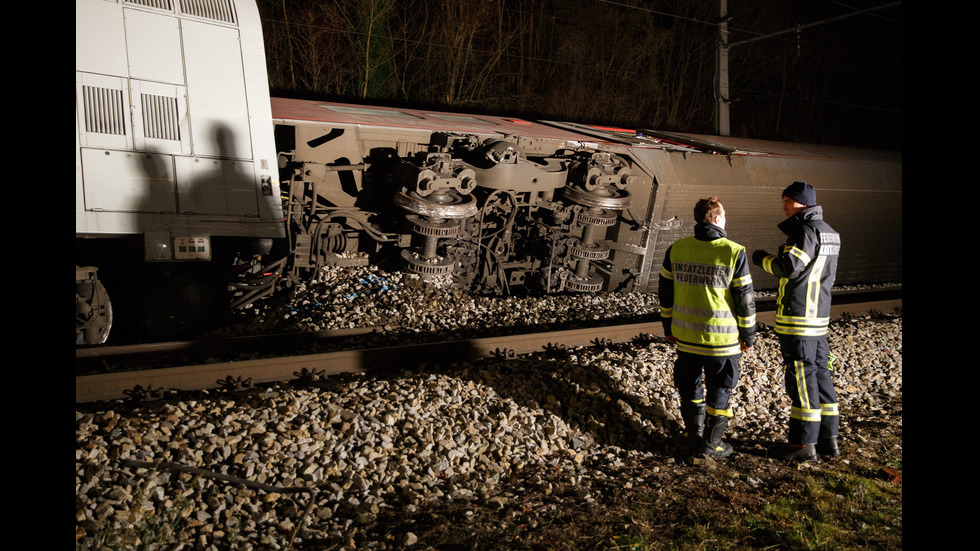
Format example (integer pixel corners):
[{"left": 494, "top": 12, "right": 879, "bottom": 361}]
[{"left": 75, "top": 0, "right": 283, "bottom": 248}]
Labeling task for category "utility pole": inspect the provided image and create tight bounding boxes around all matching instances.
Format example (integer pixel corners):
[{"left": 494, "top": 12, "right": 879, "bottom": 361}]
[
  {"left": 714, "top": 1, "right": 901, "bottom": 138},
  {"left": 715, "top": 0, "right": 730, "bottom": 136}
]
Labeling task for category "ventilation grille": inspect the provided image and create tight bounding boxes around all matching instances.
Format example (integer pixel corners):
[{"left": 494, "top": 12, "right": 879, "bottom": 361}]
[
  {"left": 141, "top": 93, "right": 180, "bottom": 141},
  {"left": 123, "top": 0, "right": 174, "bottom": 10},
  {"left": 179, "top": 0, "right": 237, "bottom": 24},
  {"left": 82, "top": 86, "right": 127, "bottom": 136},
  {"left": 121, "top": 0, "right": 237, "bottom": 24}
]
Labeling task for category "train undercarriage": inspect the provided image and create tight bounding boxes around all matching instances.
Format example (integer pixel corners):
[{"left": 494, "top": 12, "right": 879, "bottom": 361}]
[{"left": 271, "top": 129, "right": 651, "bottom": 300}]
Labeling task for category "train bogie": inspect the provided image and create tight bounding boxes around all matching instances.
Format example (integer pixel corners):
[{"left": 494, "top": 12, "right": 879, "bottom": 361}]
[{"left": 271, "top": 99, "right": 665, "bottom": 295}]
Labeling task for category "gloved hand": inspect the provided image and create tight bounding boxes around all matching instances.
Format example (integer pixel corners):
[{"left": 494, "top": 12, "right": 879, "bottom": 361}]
[{"left": 752, "top": 250, "right": 769, "bottom": 266}]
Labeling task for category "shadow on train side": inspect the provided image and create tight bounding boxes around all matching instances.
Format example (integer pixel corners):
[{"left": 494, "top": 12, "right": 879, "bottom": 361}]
[{"left": 78, "top": 124, "right": 273, "bottom": 344}]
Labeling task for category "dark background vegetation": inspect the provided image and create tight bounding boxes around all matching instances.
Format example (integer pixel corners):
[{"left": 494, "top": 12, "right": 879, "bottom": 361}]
[{"left": 256, "top": 0, "right": 902, "bottom": 150}]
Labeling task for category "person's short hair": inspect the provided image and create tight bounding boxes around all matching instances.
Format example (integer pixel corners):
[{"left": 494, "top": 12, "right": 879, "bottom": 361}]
[{"left": 694, "top": 197, "right": 723, "bottom": 224}]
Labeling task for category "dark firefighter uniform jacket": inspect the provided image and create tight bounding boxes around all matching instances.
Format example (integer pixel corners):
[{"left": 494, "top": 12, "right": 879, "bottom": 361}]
[
  {"left": 659, "top": 222, "right": 756, "bottom": 357},
  {"left": 756, "top": 206, "right": 840, "bottom": 338}
]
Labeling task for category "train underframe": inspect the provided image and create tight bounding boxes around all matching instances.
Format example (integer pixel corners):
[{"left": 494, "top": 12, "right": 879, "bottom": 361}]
[{"left": 273, "top": 129, "right": 650, "bottom": 298}]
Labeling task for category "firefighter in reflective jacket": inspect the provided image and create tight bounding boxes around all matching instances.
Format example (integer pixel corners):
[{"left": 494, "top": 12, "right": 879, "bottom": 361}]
[
  {"left": 659, "top": 197, "right": 756, "bottom": 458},
  {"left": 753, "top": 181, "right": 841, "bottom": 463}
]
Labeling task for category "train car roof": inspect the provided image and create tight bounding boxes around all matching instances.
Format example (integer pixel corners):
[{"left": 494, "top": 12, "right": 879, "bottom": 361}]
[
  {"left": 657, "top": 131, "right": 903, "bottom": 162},
  {"left": 270, "top": 97, "right": 901, "bottom": 161},
  {"left": 545, "top": 121, "right": 901, "bottom": 162},
  {"left": 270, "top": 97, "right": 604, "bottom": 141},
  {"left": 272, "top": 97, "right": 707, "bottom": 153}
]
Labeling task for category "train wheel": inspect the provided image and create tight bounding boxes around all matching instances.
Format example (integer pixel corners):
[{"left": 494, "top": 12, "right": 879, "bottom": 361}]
[{"left": 76, "top": 266, "right": 113, "bottom": 345}]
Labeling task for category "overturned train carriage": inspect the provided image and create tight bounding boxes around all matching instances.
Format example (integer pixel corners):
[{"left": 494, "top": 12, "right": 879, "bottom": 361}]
[{"left": 272, "top": 99, "right": 903, "bottom": 298}]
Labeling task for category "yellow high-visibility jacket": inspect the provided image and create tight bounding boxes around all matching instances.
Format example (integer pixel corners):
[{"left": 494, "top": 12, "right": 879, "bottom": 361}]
[{"left": 659, "top": 223, "right": 757, "bottom": 357}]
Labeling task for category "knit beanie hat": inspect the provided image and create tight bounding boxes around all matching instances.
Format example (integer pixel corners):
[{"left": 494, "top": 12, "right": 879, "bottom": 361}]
[{"left": 782, "top": 181, "right": 816, "bottom": 206}]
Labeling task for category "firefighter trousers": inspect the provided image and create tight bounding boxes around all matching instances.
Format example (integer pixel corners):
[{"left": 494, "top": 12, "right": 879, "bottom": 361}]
[
  {"left": 673, "top": 350, "right": 740, "bottom": 417},
  {"left": 779, "top": 335, "right": 839, "bottom": 444}
]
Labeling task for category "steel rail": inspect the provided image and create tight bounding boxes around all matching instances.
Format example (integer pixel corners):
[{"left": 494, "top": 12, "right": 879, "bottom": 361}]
[{"left": 76, "top": 298, "right": 900, "bottom": 403}]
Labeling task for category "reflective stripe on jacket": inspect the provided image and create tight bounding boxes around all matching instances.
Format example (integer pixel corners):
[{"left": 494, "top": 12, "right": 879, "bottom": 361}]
[
  {"left": 758, "top": 206, "right": 840, "bottom": 337},
  {"left": 659, "top": 223, "right": 756, "bottom": 356}
]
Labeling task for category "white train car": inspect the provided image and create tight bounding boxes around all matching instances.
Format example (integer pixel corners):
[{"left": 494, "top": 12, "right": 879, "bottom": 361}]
[{"left": 76, "top": 0, "right": 284, "bottom": 344}]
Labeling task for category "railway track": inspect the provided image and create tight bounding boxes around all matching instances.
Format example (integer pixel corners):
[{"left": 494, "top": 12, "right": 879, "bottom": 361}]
[{"left": 75, "top": 289, "right": 900, "bottom": 403}]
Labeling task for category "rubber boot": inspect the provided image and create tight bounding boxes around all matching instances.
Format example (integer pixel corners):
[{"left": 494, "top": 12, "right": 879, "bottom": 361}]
[
  {"left": 818, "top": 409, "right": 840, "bottom": 457},
  {"left": 776, "top": 418, "right": 820, "bottom": 462},
  {"left": 680, "top": 402, "right": 706, "bottom": 451},
  {"left": 700, "top": 415, "right": 733, "bottom": 458},
  {"left": 776, "top": 443, "right": 818, "bottom": 463},
  {"left": 817, "top": 437, "right": 840, "bottom": 457}
]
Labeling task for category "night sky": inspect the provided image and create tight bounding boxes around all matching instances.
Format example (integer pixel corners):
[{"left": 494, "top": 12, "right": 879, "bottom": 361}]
[
  {"left": 258, "top": 0, "right": 903, "bottom": 150},
  {"left": 722, "top": 0, "right": 902, "bottom": 149}
]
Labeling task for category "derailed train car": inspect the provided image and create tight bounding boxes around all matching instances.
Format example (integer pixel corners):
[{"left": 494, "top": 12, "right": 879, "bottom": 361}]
[
  {"left": 76, "top": 0, "right": 902, "bottom": 345},
  {"left": 272, "top": 100, "right": 902, "bottom": 299}
]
